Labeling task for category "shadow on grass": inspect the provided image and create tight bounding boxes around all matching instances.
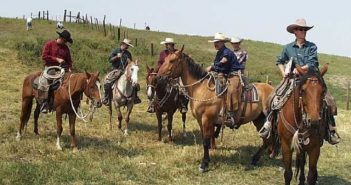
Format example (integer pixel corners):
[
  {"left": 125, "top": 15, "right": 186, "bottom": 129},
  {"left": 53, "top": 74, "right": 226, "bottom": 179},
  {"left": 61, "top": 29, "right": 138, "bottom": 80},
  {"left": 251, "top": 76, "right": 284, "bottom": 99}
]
[
  {"left": 318, "top": 175, "right": 351, "bottom": 185},
  {"left": 211, "top": 145, "right": 282, "bottom": 169}
]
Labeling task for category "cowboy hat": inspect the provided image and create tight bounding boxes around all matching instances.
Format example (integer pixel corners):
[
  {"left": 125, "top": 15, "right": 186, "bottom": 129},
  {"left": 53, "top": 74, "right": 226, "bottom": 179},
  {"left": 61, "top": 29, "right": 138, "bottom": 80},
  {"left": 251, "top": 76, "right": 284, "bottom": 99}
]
[
  {"left": 160, "top": 38, "right": 175, "bottom": 44},
  {"left": 56, "top": 30, "right": 73, "bottom": 43},
  {"left": 286, "top": 18, "right": 314, "bottom": 33},
  {"left": 121, "top": 38, "right": 134, "bottom": 47},
  {"left": 230, "top": 36, "right": 242, "bottom": 43},
  {"left": 208, "top": 32, "right": 230, "bottom": 43}
]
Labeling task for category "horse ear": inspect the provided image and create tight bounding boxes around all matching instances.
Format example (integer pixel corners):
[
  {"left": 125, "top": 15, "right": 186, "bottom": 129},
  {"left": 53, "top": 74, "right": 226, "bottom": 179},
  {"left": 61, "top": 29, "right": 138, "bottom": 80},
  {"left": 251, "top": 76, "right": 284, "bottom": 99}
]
[
  {"left": 180, "top": 45, "right": 184, "bottom": 54},
  {"left": 295, "top": 64, "right": 308, "bottom": 75},
  {"left": 95, "top": 71, "right": 100, "bottom": 77},
  {"left": 320, "top": 63, "right": 329, "bottom": 76},
  {"left": 127, "top": 58, "right": 132, "bottom": 64},
  {"left": 135, "top": 59, "right": 139, "bottom": 65},
  {"left": 85, "top": 70, "right": 91, "bottom": 79}
]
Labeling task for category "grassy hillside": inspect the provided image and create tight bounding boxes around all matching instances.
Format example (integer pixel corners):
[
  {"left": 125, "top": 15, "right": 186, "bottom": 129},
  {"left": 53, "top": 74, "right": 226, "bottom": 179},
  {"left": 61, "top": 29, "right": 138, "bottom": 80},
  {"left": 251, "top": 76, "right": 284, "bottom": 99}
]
[{"left": 0, "top": 17, "right": 350, "bottom": 185}]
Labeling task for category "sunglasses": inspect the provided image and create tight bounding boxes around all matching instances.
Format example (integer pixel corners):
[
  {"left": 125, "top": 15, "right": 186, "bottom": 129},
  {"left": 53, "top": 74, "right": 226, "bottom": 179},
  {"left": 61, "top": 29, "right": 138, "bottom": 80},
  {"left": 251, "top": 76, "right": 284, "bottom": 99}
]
[{"left": 296, "top": 28, "right": 308, "bottom": 32}]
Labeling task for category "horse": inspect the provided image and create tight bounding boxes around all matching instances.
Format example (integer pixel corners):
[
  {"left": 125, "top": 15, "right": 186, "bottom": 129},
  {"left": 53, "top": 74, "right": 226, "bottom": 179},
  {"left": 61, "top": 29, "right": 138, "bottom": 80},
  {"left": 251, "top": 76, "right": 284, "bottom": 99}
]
[
  {"left": 108, "top": 60, "right": 139, "bottom": 135},
  {"left": 277, "top": 65, "right": 328, "bottom": 185},
  {"left": 146, "top": 65, "right": 187, "bottom": 142},
  {"left": 17, "top": 71, "right": 102, "bottom": 151},
  {"left": 157, "top": 46, "right": 275, "bottom": 172}
]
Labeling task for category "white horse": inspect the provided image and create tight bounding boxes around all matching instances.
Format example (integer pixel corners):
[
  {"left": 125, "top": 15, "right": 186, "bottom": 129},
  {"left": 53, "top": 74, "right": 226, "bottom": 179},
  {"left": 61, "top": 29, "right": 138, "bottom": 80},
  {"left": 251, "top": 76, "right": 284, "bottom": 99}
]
[
  {"left": 108, "top": 60, "right": 139, "bottom": 135},
  {"left": 26, "top": 17, "right": 32, "bottom": 31},
  {"left": 57, "top": 21, "right": 64, "bottom": 29}
]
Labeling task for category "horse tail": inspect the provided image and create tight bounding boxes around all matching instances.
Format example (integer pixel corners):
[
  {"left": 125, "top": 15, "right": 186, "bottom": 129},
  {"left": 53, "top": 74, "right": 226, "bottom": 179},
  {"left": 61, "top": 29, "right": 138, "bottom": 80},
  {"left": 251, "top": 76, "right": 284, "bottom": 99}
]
[{"left": 291, "top": 131, "right": 301, "bottom": 154}]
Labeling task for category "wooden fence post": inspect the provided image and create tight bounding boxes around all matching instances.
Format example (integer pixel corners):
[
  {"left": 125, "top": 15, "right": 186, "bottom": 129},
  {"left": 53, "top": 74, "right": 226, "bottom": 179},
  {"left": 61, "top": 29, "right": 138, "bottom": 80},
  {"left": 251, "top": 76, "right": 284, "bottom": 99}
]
[
  {"left": 117, "top": 27, "right": 120, "bottom": 41},
  {"left": 76, "top": 12, "right": 80, "bottom": 23},
  {"left": 103, "top": 15, "right": 106, "bottom": 37},
  {"left": 38, "top": 11, "right": 41, "bottom": 19},
  {"left": 151, "top": 43, "right": 154, "bottom": 56},
  {"left": 119, "top": 18, "right": 122, "bottom": 27},
  {"left": 43, "top": 11, "right": 45, "bottom": 20},
  {"left": 135, "top": 38, "right": 138, "bottom": 47},
  {"left": 47, "top": 10, "right": 49, "bottom": 21},
  {"left": 266, "top": 75, "right": 269, "bottom": 84},
  {"left": 347, "top": 81, "right": 350, "bottom": 110},
  {"left": 134, "top": 23, "right": 136, "bottom": 29},
  {"left": 69, "top": 11, "right": 71, "bottom": 22},
  {"left": 63, "top": 10, "right": 66, "bottom": 22},
  {"left": 90, "top": 16, "right": 93, "bottom": 28}
]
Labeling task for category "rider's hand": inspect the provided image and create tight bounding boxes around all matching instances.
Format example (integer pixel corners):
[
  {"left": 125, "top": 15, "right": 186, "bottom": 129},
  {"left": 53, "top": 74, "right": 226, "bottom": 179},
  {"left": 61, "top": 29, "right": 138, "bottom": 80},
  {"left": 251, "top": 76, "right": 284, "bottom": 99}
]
[
  {"left": 292, "top": 68, "right": 299, "bottom": 75},
  {"left": 117, "top": 53, "right": 122, "bottom": 58},
  {"left": 56, "top": 58, "right": 65, "bottom": 64}
]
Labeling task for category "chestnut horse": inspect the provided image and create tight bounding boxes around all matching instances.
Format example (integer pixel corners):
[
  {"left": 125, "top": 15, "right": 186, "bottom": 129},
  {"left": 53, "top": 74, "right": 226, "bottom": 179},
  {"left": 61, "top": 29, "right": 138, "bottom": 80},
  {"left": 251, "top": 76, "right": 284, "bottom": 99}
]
[
  {"left": 157, "top": 46, "right": 274, "bottom": 172},
  {"left": 17, "top": 71, "right": 102, "bottom": 151},
  {"left": 278, "top": 65, "right": 328, "bottom": 185},
  {"left": 108, "top": 60, "right": 139, "bottom": 135},
  {"left": 146, "top": 65, "right": 187, "bottom": 142}
]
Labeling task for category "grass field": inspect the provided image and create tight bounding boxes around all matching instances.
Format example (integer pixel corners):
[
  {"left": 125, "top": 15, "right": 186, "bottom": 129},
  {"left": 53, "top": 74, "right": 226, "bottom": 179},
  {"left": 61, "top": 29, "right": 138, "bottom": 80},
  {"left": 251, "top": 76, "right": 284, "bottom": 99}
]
[{"left": 0, "top": 17, "right": 351, "bottom": 185}]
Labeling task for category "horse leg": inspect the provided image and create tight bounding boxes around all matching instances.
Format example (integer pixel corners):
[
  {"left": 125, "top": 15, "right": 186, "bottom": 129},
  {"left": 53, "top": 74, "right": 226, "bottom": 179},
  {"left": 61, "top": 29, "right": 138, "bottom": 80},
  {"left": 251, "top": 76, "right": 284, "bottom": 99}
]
[
  {"left": 250, "top": 138, "right": 270, "bottom": 166},
  {"left": 156, "top": 112, "right": 163, "bottom": 141},
  {"left": 182, "top": 112, "right": 187, "bottom": 137},
  {"left": 56, "top": 111, "right": 64, "bottom": 151},
  {"left": 281, "top": 139, "right": 293, "bottom": 185},
  {"left": 307, "top": 146, "right": 320, "bottom": 185},
  {"left": 296, "top": 152, "right": 306, "bottom": 185},
  {"left": 17, "top": 97, "right": 33, "bottom": 141},
  {"left": 116, "top": 107, "right": 123, "bottom": 130},
  {"left": 68, "top": 113, "right": 78, "bottom": 152},
  {"left": 167, "top": 112, "right": 174, "bottom": 142},
  {"left": 123, "top": 105, "right": 132, "bottom": 136},
  {"left": 108, "top": 104, "right": 113, "bottom": 130},
  {"left": 33, "top": 103, "right": 40, "bottom": 135},
  {"left": 199, "top": 117, "right": 212, "bottom": 173}
]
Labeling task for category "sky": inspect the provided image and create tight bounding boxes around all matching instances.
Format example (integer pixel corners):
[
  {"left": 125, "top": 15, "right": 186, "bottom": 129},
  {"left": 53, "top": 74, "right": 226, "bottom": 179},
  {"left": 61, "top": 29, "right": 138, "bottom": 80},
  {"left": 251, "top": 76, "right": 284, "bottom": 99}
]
[{"left": 1, "top": 0, "right": 350, "bottom": 57}]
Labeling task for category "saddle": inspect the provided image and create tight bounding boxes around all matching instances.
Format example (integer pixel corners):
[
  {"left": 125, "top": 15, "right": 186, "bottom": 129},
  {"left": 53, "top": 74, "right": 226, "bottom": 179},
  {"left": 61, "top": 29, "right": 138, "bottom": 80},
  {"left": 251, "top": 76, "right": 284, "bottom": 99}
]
[
  {"left": 270, "top": 77, "right": 295, "bottom": 111},
  {"left": 241, "top": 84, "right": 259, "bottom": 103}
]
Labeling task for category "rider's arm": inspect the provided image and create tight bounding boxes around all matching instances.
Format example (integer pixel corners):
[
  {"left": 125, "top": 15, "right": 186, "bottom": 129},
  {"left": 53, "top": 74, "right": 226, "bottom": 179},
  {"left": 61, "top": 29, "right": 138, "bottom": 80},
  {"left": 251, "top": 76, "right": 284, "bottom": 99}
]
[
  {"left": 108, "top": 49, "right": 121, "bottom": 63},
  {"left": 276, "top": 46, "right": 289, "bottom": 77},
  {"left": 220, "top": 57, "right": 228, "bottom": 64}
]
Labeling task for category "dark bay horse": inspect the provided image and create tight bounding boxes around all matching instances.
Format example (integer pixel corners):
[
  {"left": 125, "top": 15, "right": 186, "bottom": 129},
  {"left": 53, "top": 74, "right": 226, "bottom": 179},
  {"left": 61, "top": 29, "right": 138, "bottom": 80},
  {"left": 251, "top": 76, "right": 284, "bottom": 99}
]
[
  {"left": 108, "top": 60, "right": 139, "bottom": 135},
  {"left": 146, "top": 65, "right": 186, "bottom": 142},
  {"left": 278, "top": 65, "right": 328, "bottom": 185},
  {"left": 17, "top": 71, "right": 102, "bottom": 151},
  {"left": 157, "top": 46, "right": 274, "bottom": 172}
]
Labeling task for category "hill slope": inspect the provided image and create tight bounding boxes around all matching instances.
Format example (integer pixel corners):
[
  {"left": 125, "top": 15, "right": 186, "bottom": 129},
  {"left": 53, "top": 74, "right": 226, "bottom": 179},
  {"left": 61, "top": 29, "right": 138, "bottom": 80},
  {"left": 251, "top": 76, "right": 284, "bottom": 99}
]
[{"left": 0, "top": 18, "right": 350, "bottom": 185}]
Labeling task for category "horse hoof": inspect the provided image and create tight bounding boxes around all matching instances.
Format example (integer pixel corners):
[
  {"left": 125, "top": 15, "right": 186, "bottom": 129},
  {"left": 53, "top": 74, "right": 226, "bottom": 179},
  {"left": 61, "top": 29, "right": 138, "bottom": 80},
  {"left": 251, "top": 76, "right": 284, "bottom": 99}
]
[
  {"left": 245, "top": 164, "right": 255, "bottom": 171},
  {"left": 16, "top": 134, "right": 21, "bottom": 141},
  {"left": 72, "top": 147, "right": 79, "bottom": 153},
  {"left": 124, "top": 130, "right": 129, "bottom": 136},
  {"left": 198, "top": 164, "right": 209, "bottom": 173},
  {"left": 56, "top": 145, "right": 63, "bottom": 151}
]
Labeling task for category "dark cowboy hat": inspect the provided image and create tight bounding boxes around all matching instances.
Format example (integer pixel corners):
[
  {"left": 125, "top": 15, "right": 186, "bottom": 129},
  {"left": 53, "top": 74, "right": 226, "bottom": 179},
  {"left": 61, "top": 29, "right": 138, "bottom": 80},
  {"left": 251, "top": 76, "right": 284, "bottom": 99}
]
[{"left": 56, "top": 30, "right": 73, "bottom": 44}]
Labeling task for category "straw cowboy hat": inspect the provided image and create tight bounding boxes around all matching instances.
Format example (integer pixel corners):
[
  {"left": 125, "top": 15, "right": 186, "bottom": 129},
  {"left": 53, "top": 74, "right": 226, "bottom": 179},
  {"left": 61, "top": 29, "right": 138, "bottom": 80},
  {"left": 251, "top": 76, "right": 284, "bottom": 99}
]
[
  {"left": 208, "top": 32, "right": 230, "bottom": 42},
  {"left": 160, "top": 38, "right": 175, "bottom": 44},
  {"left": 230, "top": 36, "right": 242, "bottom": 43},
  {"left": 286, "top": 18, "right": 314, "bottom": 33},
  {"left": 121, "top": 38, "right": 134, "bottom": 47}
]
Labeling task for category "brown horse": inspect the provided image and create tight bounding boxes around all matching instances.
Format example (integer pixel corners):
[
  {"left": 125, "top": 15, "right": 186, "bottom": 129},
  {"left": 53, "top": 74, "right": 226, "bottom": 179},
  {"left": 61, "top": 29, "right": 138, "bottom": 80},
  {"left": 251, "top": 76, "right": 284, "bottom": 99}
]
[
  {"left": 157, "top": 46, "right": 274, "bottom": 172},
  {"left": 17, "top": 71, "right": 102, "bottom": 151},
  {"left": 108, "top": 60, "right": 139, "bottom": 135},
  {"left": 146, "top": 65, "right": 187, "bottom": 142},
  {"left": 278, "top": 65, "right": 328, "bottom": 185}
]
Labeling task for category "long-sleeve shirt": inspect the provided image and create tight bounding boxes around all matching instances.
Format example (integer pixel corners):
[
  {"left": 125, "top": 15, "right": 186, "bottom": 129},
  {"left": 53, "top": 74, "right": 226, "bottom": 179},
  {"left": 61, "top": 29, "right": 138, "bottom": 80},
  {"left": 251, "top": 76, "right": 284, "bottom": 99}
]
[
  {"left": 108, "top": 48, "right": 132, "bottom": 70},
  {"left": 213, "top": 46, "right": 238, "bottom": 74},
  {"left": 276, "top": 40, "right": 319, "bottom": 71},
  {"left": 158, "top": 49, "right": 177, "bottom": 67},
  {"left": 233, "top": 48, "right": 248, "bottom": 70},
  {"left": 42, "top": 40, "right": 72, "bottom": 70}
]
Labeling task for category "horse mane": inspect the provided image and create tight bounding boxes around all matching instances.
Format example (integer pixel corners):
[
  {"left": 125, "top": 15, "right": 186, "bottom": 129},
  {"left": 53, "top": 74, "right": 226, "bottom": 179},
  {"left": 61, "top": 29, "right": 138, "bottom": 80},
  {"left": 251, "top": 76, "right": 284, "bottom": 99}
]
[{"left": 181, "top": 53, "right": 207, "bottom": 79}]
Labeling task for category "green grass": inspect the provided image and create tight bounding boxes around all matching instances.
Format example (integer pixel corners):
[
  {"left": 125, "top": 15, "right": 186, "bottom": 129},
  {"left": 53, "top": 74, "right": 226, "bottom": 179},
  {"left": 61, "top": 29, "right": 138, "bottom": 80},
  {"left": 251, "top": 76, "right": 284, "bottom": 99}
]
[{"left": 0, "top": 17, "right": 351, "bottom": 185}]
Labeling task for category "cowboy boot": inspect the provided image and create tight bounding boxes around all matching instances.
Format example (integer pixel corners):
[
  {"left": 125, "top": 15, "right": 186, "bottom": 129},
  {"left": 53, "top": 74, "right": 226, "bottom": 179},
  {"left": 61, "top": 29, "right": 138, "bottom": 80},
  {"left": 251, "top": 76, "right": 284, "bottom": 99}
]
[
  {"left": 38, "top": 90, "right": 49, "bottom": 113},
  {"left": 134, "top": 84, "right": 142, "bottom": 104},
  {"left": 102, "top": 83, "right": 112, "bottom": 106},
  {"left": 224, "top": 111, "right": 235, "bottom": 129},
  {"left": 327, "top": 116, "right": 340, "bottom": 145},
  {"left": 258, "top": 112, "right": 275, "bottom": 138},
  {"left": 179, "top": 94, "right": 188, "bottom": 113},
  {"left": 147, "top": 99, "right": 156, "bottom": 113}
]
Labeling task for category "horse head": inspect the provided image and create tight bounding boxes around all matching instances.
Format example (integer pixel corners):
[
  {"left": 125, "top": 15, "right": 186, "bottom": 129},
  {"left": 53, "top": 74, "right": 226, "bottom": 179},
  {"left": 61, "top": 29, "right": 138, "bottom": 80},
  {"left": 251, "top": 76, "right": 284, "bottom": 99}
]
[
  {"left": 84, "top": 70, "right": 102, "bottom": 108},
  {"left": 297, "top": 64, "right": 328, "bottom": 126},
  {"left": 146, "top": 64, "right": 157, "bottom": 100},
  {"left": 157, "top": 45, "right": 185, "bottom": 78},
  {"left": 126, "top": 59, "right": 139, "bottom": 86}
]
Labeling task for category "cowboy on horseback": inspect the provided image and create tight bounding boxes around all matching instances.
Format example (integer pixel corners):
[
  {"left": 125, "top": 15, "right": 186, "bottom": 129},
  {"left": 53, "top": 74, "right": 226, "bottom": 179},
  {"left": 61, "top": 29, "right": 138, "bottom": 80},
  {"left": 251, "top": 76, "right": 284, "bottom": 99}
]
[
  {"left": 206, "top": 33, "right": 242, "bottom": 128},
  {"left": 258, "top": 18, "right": 340, "bottom": 145},
  {"left": 102, "top": 38, "right": 142, "bottom": 105},
  {"left": 37, "top": 30, "right": 73, "bottom": 113},
  {"left": 147, "top": 37, "right": 189, "bottom": 114}
]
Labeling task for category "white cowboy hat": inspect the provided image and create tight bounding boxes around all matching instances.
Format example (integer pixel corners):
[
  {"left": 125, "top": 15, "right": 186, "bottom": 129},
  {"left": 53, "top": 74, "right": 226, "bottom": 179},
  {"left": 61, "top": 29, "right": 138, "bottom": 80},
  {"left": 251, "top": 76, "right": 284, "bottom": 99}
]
[
  {"left": 230, "top": 36, "right": 242, "bottom": 43},
  {"left": 208, "top": 32, "right": 230, "bottom": 43},
  {"left": 160, "top": 38, "right": 175, "bottom": 44},
  {"left": 121, "top": 38, "right": 134, "bottom": 47},
  {"left": 286, "top": 18, "right": 314, "bottom": 33}
]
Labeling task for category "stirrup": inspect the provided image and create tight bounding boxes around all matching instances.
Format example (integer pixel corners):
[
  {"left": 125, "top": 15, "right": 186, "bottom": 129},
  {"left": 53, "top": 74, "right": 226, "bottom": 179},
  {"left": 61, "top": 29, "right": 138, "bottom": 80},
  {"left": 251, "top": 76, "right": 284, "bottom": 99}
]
[
  {"left": 147, "top": 105, "right": 155, "bottom": 113},
  {"left": 328, "top": 132, "right": 340, "bottom": 145}
]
